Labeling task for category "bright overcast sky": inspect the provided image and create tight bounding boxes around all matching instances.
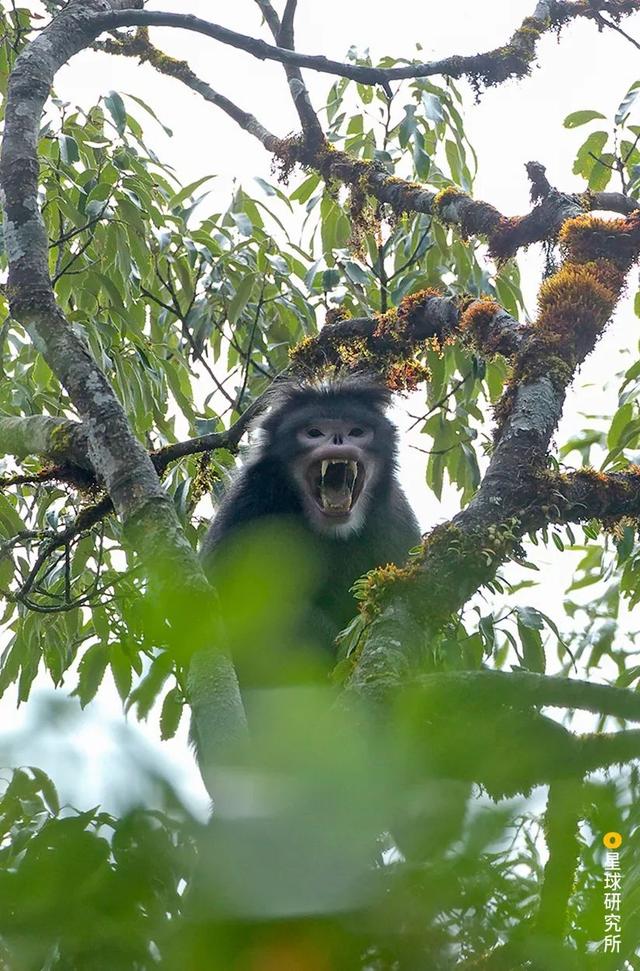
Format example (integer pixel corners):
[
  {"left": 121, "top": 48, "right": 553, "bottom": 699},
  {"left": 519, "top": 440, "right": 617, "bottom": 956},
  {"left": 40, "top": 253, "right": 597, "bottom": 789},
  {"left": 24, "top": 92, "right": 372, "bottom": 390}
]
[{"left": 2, "top": 1, "right": 639, "bottom": 816}]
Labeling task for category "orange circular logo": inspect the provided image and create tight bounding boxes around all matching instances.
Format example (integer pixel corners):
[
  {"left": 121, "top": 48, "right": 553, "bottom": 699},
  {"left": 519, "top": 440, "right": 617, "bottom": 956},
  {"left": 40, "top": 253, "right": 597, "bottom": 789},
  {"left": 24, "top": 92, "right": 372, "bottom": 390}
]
[{"left": 603, "top": 832, "right": 622, "bottom": 849}]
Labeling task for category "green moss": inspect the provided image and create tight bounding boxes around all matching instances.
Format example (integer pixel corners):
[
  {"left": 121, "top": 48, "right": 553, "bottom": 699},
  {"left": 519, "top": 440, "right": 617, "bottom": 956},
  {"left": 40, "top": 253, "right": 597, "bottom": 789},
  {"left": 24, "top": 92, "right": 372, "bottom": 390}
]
[
  {"left": 49, "top": 423, "right": 75, "bottom": 460},
  {"left": 382, "top": 174, "right": 422, "bottom": 191},
  {"left": 559, "top": 213, "right": 640, "bottom": 269},
  {"left": 358, "top": 561, "right": 421, "bottom": 621},
  {"left": 459, "top": 297, "right": 502, "bottom": 354},
  {"left": 433, "top": 186, "right": 465, "bottom": 216},
  {"left": 290, "top": 289, "right": 443, "bottom": 389},
  {"left": 190, "top": 453, "right": 215, "bottom": 505},
  {"left": 492, "top": 212, "right": 640, "bottom": 434}
]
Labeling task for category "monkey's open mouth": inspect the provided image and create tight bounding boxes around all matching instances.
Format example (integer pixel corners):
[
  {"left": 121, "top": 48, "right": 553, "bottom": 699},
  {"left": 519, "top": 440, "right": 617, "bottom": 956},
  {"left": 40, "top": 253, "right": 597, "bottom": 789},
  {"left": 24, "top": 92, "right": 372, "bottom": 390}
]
[{"left": 308, "top": 459, "right": 364, "bottom": 517}]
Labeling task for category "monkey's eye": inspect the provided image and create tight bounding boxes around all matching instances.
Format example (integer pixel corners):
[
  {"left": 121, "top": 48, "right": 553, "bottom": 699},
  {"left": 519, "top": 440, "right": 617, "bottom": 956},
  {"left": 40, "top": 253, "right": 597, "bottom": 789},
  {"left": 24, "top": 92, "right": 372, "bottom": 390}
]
[
  {"left": 349, "top": 427, "right": 365, "bottom": 438},
  {"left": 306, "top": 427, "right": 323, "bottom": 438}
]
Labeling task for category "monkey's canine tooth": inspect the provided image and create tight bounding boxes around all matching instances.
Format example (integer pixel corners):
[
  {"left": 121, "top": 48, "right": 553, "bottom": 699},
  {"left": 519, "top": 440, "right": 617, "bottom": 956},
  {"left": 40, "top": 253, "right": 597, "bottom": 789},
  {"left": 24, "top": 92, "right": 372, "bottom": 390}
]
[{"left": 321, "top": 460, "right": 329, "bottom": 479}]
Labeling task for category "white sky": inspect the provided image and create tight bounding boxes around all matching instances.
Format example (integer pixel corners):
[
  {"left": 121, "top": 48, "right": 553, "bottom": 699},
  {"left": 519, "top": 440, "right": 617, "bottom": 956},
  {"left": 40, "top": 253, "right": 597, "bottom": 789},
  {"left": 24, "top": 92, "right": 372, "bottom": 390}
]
[{"left": 2, "top": 1, "right": 640, "bottom": 817}]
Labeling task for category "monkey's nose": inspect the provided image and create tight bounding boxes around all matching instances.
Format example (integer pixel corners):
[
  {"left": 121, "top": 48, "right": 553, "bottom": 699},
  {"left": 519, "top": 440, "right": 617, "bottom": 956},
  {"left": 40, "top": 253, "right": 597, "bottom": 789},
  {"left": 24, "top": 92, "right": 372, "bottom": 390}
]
[{"left": 333, "top": 433, "right": 343, "bottom": 445}]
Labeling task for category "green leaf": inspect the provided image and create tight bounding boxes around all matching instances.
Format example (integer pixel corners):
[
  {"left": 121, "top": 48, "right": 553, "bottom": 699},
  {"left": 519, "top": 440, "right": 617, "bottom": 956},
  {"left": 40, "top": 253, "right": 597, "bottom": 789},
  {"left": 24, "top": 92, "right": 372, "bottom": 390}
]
[
  {"left": 58, "top": 134, "right": 79, "bottom": 164},
  {"left": 228, "top": 207, "right": 251, "bottom": 235},
  {"left": 116, "top": 194, "right": 146, "bottom": 235},
  {"left": 616, "top": 524, "right": 635, "bottom": 565},
  {"left": 588, "top": 153, "right": 614, "bottom": 191},
  {"left": 478, "top": 614, "right": 495, "bottom": 652},
  {"left": 29, "top": 766, "right": 60, "bottom": 815},
  {"left": 290, "top": 174, "right": 321, "bottom": 204},
  {"left": 228, "top": 272, "right": 257, "bottom": 326},
  {"left": 615, "top": 80, "right": 640, "bottom": 125},
  {"left": 160, "top": 686, "right": 184, "bottom": 740},
  {"left": 127, "top": 652, "right": 173, "bottom": 720},
  {"left": 124, "top": 92, "right": 174, "bottom": 136},
  {"left": 517, "top": 621, "right": 546, "bottom": 674},
  {"left": 322, "top": 268, "right": 340, "bottom": 291},
  {"left": 422, "top": 92, "right": 444, "bottom": 123},
  {"left": 0, "top": 554, "right": 14, "bottom": 589},
  {"left": 0, "top": 495, "right": 24, "bottom": 537},
  {"left": 73, "top": 643, "right": 110, "bottom": 708},
  {"left": 563, "top": 109, "right": 606, "bottom": 128},
  {"left": 320, "top": 195, "right": 350, "bottom": 253},
  {"left": 567, "top": 572, "right": 600, "bottom": 591},
  {"left": 254, "top": 177, "right": 293, "bottom": 210},
  {"left": 536, "top": 611, "right": 565, "bottom": 647},
  {"left": 427, "top": 451, "right": 444, "bottom": 500},
  {"left": 516, "top": 606, "right": 545, "bottom": 630},
  {"left": 344, "top": 261, "right": 369, "bottom": 286},
  {"left": 608, "top": 401, "right": 633, "bottom": 449},
  {"left": 104, "top": 90, "right": 127, "bottom": 136},
  {"left": 572, "top": 130, "right": 608, "bottom": 179},
  {"left": 94, "top": 271, "right": 126, "bottom": 312},
  {"left": 110, "top": 644, "right": 133, "bottom": 702},
  {"left": 168, "top": 175, "right": 217, "bottom": 210}
]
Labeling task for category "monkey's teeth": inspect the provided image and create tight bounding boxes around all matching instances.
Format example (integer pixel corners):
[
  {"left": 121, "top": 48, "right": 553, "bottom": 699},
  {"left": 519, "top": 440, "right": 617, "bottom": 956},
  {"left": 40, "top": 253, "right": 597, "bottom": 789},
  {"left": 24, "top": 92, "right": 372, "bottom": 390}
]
[
  {"left": 348, "top": 461, "right": 357, "bottom": 477},
  {"left": 321, "top": 460, "right": 329, "bottom": 479}
]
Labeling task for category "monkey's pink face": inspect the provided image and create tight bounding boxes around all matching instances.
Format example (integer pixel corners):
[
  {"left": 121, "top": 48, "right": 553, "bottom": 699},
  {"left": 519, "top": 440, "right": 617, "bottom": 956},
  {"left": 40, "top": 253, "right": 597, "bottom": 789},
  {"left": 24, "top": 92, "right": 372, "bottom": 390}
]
[{"left": 292, "top": 419, "right": 379, "bottom": 536}]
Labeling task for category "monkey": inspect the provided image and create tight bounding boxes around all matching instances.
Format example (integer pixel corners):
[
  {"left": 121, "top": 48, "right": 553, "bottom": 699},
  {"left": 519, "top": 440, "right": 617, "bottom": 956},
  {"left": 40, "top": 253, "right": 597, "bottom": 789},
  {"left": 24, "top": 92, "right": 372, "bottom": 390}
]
[
  {"left": 200, "top": 376, "right": 421, "bottom": 673},
  {"left": 193, "top": 380, "right": 472, "bottom": 863}
]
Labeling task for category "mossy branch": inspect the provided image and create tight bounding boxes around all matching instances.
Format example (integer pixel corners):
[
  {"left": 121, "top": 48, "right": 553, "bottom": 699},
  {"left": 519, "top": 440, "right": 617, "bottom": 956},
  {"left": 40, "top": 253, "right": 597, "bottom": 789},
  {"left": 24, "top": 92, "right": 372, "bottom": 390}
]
[
  {"left": 96, "top": 3, "right": 640, "bottom": 88},
  {"left": 416, "top": 669, "right": 640, "bottom": 723},
  {"left": 352, "top": 209, "right": 640, "bottom": 687},
  {"left": 95, "top": 18, "right": 640, "bottom": 260},
  {"left": 0, "top": 415, "right": 92, "bottom": 471},
  {"left": 0, "top": 0, "right": 247, "bottom": 782},
  {"left": 94, "top": 29, "right": 286, "bottom": 156}
]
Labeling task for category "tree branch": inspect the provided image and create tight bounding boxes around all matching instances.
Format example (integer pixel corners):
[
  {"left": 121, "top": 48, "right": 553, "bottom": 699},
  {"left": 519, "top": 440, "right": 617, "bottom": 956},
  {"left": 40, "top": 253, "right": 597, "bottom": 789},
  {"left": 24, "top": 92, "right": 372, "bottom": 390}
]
[
  {"left": 535, "top": 779, "right": 583, "bottom": 941},
  {"left": 417, "top": 669, "right": 640, "bottom": 723},
  {"left": 0, "top": 415, "right": 92, "bottom": 471},
  {"left": 95, "top": 28, "right": 286, "bottom": 156},
  {"left": 254, "top": 0, "right": 324, "bottom": 146},
  {"left": 283, "top": 149, "right": 639, "bottom": 263},
  {"left": 95, "top": 3, "right": 640, "bottom": 88},
  {"left": 0, "top": 0, "right": 247, "bottom": 773},
  {"left": 579, "top": 727, "right": 640, "bottom": 772},
  {"left": 350, "top": 203, "right": 640, "bottom": 692},
  {"left": 95, "top": 33, "right": 640, "bottom": 261},
  {"left": 0, "top": 391, "right": 267, "bottom": 502},
  {"left": 291, "top": 293, "right": 528, "bottom": 373}
]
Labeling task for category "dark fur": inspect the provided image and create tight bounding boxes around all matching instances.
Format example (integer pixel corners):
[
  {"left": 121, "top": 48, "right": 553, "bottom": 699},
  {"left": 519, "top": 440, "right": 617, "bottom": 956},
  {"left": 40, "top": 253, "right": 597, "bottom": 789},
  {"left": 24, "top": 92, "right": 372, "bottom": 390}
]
[{"left": 201, "top": 377, "right": 421, "bottom": 649}]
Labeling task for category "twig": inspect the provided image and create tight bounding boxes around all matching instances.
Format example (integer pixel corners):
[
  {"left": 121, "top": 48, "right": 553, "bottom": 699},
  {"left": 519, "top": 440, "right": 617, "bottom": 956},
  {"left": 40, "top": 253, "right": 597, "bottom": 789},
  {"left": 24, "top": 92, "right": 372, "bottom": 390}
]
[
  {"left": 151, "top": 266, "right": 233, "bottom": 398},
  {"left": 255, "top": 0, "right": 324, "bottom": 146},
  {"left": 597, "top": 11, "right": 640, "bottom": 49},
  {"left": 51, "top": 235, "right": 94, "bottom": 283},
  {"left": 48, "top": 202, "right": 110, "bottom": 248},
  {"left": 235, "top": 283, "right": 266, "bottom": 411},
  {"left": 407, "top": 371, "right": 473, "bottom": 430},
  {"left": 94, "top": 29, "right": 284, "bottom": 155}
]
